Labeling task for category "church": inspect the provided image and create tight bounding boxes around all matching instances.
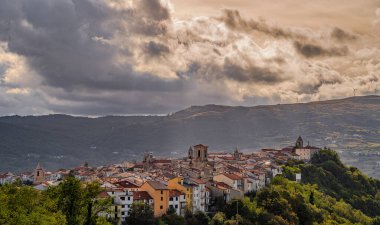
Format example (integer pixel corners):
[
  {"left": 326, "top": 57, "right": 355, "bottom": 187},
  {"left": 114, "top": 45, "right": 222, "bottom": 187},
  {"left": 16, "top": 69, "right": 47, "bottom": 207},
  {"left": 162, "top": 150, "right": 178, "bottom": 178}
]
[{"left": 188, "top": 144, "right": 208, "bottom": 167}]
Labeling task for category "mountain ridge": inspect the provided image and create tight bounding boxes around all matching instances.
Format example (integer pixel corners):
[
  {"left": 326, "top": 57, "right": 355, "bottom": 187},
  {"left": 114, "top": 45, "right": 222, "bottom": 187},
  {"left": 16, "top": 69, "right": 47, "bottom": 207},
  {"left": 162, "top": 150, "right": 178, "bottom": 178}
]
[{"left": 0, "top": 95, "right": 379, "bottom": 176}]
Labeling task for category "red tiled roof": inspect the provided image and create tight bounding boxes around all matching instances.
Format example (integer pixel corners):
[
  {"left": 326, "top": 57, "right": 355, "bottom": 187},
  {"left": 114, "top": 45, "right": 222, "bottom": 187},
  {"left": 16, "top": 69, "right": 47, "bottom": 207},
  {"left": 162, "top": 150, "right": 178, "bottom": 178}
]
[
  {"left": 115, "top": 181, "right": 139, "bottom": 189},
  {"left": 223, "top": 173, "right": 242, "bottom": 180},
  {"left": 216, "top": 182, "right": 231, "bottom": 189},
  {"left": 146, "top": 181, "right": 168, "bottom": 190},
  {"left": 97, "top": 191, "right": 110, "bottom": 199},
  {"left": 153, "top": 159, "right": 172, "bottom": 164},
  {"left": 133, "top": 191, "right": 153, "bottom": 200},
  {"left": 190, "top": 178, "right": 206, "bottom": 184},
  {"left": 169, "top": 189, "right": 183, "bottom": 197}
]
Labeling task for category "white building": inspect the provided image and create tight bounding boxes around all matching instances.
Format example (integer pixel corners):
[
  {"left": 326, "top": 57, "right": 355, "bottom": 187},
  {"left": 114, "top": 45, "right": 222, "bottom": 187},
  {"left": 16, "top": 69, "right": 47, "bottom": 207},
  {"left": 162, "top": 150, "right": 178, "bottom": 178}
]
[{"left": 169, "top": 189, "right": 186, "bottom": 215}]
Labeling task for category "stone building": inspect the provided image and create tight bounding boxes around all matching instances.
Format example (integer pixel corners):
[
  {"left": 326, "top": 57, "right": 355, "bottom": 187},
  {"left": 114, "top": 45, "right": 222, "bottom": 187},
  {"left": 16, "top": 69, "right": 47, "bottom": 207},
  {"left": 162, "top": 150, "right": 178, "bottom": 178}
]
[
  {"left": 33, "top": 162, "right": 45, "bottom": 184},
  {"left": 188, "top": 144, "right": 208, "bottom": 167}
]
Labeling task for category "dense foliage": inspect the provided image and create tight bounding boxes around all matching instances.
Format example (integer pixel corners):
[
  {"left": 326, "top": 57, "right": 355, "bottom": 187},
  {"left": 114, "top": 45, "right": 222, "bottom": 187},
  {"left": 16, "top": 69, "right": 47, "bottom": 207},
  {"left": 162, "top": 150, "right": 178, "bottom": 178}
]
[
  {"left": 290, "top": 149, "right": 380, "bottom": 217},
  {"left": 2, "top": 149, "right": 380, "bottom": 224},
  {"left": 0, "top": 173, "right": 112, "bottom": 225}
]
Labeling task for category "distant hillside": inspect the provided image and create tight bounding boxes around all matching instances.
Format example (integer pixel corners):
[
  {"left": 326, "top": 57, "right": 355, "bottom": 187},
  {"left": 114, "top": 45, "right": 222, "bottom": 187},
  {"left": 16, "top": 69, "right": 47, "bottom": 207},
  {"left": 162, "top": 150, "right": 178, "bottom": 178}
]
[{"left": 0, "top": 95, "right": 379, "bottom": 176}]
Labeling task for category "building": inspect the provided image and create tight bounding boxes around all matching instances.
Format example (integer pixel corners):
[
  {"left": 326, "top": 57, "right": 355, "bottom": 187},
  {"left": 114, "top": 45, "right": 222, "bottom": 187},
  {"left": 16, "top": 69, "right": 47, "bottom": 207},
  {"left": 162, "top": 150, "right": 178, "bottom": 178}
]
[
  {"left": 188, "top": 144, "right": 208, "bottom": 167},
  {"left": 213, "top": 173, "right": 243, "bottom": 191},
  {"left": 140, "top": 181, "right": 170, "bottom": 217},
  {"left": 233, "top": 147, "right": 243, "bottom": 160},
  {"left": 294, "top": 137, "right": 321, "bottom": 161},
  {"left": 168, "top": 189, "right": 186, "bottom": 216},
  {"left": 168, "top": 177, "right": 193, "bottom": 210},
  {"left": 33, "top": 163, "right": 45, "bottom": 184},
  {"left": 185, "top": 178, "right": 208, "bottom": 212}
]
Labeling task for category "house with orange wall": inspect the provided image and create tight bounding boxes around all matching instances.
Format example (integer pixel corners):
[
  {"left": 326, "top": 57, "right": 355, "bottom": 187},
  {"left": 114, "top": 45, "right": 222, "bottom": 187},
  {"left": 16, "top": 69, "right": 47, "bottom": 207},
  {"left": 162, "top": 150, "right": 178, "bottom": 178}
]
[{"left": 140, "top": 181, "right": 169, "bottom": 217}]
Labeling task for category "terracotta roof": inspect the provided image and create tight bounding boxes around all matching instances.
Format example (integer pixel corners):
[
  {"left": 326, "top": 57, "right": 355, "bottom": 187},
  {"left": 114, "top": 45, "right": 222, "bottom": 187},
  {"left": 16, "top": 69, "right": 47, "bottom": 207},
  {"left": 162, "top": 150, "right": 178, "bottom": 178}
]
[
  {"left": 220, "top": 157, "right": 235, "bottom": 160},
  {"left": 115, "top": 181, "right": 139, "bottom": 189},
  {"left": 190, "top": 178, "right": 206, "bottom": 184},
  {"left": 97, "top": 191, "right": 110, "bottom": 199},
  {"left": 133, "top": 191, "right": 153, "bottom": 200},
  {"left": 223, "top": 173, "right": 242, "bottom": 180},
  {"left": 132, "top": 163, "right": 144, "bottom": 168},
  {"left": 216, "top": 182, "right": 231, "bottom": 189},
  {"left": 169, "top": 189, "right": 183, "bottom": 197},
  {"left": 146, "top": 181, "right": 168, "bottom": 190},
  {"left": 153, "top": 159, "right": 172, "bottom": 164}
]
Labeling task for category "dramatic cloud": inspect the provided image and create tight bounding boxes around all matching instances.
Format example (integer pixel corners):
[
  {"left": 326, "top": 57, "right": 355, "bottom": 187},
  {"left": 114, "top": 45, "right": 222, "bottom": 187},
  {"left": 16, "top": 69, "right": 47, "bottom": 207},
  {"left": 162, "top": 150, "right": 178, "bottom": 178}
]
[
  {"left": 293, "top": 41, "right": 349, "bottom": 58},
  {"left": 330, "top": 27, "right": 357, "bottom": 41},
  {"left": 0, "top": 0, "right": 379, "bottom": 115}
]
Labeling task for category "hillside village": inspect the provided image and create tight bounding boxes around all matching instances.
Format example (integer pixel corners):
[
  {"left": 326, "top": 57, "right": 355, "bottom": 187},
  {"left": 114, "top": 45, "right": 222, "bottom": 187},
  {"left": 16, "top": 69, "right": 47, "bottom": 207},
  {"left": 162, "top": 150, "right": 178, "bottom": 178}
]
[{"left": 0, "top": 136, "right": 321, "bottom": 224}]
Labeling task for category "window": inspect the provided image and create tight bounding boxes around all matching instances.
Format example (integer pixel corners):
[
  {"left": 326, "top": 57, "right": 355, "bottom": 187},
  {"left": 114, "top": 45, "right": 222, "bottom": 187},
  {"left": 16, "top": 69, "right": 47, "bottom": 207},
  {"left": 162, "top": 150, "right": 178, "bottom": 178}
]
[
  {"left": 120, "top": 197, "right": 125, "bottom": 201},
  {"left": 127, "top": 197, "right": 130, "bottom": 201},
  {"left": 169, "top": 197, "right": 173, "bottom": 201},
  {"left": 122, "top": 212, "right": 125, "bottom": 215},
  {"left": 122, "top": 205, "right": 125, "bottom": 208},
  {"left": 160, "top": 205, "right": 163, "bottom": 209},
  {"left": 198, "top": 150, "right": 201, "bottom": 157},
  {"left": 161, "top": 191, "right": 163, "bottom": 194},
  {"left": 161, "top": 197, "right": 163, "bottom": 201},
  {"left": 175, "top": 205, "right": 178, "bottom": 209},
  {"left": 176, "top": 197, "right": 178, "bottom": 201}
]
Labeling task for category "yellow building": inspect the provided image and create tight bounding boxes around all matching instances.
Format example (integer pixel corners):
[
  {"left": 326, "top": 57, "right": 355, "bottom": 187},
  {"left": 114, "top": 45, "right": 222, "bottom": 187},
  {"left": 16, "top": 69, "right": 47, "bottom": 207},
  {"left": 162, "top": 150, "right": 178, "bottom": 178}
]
[
  {"left": 168, "top": 177, "right": 193, "bottom": 211},
  {"left": 140, "top": 181, "right": 169, "bottom": 217}
]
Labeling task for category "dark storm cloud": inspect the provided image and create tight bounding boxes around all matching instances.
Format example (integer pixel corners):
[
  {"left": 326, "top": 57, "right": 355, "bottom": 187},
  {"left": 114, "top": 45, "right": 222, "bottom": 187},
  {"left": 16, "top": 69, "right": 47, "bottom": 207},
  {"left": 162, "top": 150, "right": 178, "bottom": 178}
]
[
  {"left": 330, "top": 27, "right": 357, "bottom": 41},
  {"left": 143, "top": 41, "right": 170, "bottom": 58},
  {"left": 0, "top": 0, "right": 174, "bottom": 93},
  {"left": 219, "top": 9, "right": 307, "bottom": 40},
  {"left": 183, "top": 59, "right": 286, "bottom": 85},
  {"left": 223, "top": 60, "right": 286, "bottom": 84},
  {"left": 137, "top": 0, "right": 171, "bottom": 21},
  {"left": 293, "top": 41, "right": 349, "bottom": 58}
]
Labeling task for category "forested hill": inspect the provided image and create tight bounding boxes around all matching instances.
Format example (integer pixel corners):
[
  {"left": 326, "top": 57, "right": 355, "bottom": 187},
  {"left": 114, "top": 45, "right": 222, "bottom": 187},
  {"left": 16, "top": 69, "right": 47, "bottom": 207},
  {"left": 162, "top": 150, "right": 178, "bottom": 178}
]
[{"left": 0, "top": 95, "right": 379, "bottom": 173}]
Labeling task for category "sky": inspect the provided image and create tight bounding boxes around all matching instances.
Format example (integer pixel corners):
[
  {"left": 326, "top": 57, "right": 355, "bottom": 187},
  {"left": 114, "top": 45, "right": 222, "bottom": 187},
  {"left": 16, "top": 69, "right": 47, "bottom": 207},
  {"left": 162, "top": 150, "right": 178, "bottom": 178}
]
[{"left": 0, "top": 0, "right": 379, "bottom": 116}]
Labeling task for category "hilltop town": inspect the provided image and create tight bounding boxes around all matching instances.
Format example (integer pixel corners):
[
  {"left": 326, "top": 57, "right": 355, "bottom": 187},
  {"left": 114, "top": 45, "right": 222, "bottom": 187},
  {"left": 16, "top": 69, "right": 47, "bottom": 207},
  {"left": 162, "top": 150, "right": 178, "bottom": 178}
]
[{"left": 0, "top": 136, "right": 321, "bottom": 223}]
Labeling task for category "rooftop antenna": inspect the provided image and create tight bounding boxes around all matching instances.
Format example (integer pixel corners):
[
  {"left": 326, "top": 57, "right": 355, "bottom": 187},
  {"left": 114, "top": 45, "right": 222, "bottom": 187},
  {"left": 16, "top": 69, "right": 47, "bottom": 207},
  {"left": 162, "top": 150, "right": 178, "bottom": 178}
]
[{"left": 353, "top": 88, "right": 357, "bottom": 97}]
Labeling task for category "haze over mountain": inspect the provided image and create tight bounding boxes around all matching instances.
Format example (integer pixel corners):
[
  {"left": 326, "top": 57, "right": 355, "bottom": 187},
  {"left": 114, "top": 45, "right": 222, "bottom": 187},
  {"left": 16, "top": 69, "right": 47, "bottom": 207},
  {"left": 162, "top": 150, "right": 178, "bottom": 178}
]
[{"left": 0, "top": 95, "right": 379, "bottom": 176}]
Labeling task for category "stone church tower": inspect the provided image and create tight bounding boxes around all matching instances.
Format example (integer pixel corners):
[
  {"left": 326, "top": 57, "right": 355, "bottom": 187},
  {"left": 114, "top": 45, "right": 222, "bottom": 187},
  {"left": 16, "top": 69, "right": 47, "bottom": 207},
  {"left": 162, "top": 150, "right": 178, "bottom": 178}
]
[
  {"left": 188, "top": 144, "right": 208, "bottom": 168},
  {"left": 295, "top": 136, "right": 304, "bottom": 148},
  {"left": 33, "top": 162, "right": 45, "bottom": 184}
]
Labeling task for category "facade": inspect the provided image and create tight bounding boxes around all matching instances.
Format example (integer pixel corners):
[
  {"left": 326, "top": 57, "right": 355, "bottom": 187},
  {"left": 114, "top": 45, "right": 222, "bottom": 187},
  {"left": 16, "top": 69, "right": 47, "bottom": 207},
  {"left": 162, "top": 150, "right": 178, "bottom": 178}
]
[
  {"left": 168, "top": 189, "right": 186, "bottom": 216},
  {"left": 33, "top": 163, "right": 45, "bottom": 184},
  {"left": 168, "top": 177, "right": 193, "bottom": 209},
  {"left": 213, "top": 173, "right": 243, "bottom": 191},
  {"left": 295, "top": 147, "right": 320, "bottom": 161},
  {"left": 188, "top": 144, "right": 208, "bottom": 167},
  {"left": 140, "top": 181, "right": 170, "bottom": 217}
]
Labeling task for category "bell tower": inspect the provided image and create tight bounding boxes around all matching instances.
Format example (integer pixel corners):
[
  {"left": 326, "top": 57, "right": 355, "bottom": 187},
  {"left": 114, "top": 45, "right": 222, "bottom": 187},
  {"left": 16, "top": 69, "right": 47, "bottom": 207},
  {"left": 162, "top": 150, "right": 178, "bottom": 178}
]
[
  {"left": 295, "top": 136, "right": 304, "bottom": 148},
  {"left": 34, "top": 162, "right": 45, "bottom": 184}
]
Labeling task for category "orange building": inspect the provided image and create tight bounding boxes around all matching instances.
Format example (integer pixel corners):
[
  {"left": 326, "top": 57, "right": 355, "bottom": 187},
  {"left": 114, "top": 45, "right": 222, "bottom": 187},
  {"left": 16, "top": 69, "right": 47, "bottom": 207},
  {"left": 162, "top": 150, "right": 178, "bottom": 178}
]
[
  {"left": 168, "top": 177, "right": 193, "bottom": 210},
  {"left": 140, "top": 181, "right": 169, "bottom": 217}
]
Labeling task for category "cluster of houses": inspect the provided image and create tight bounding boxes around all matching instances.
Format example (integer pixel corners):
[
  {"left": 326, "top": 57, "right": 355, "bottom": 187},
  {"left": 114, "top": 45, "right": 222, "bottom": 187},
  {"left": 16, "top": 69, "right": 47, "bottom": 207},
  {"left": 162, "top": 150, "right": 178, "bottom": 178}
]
[{"left": 0, "top": 136, "right": 320, "bottom": 224}]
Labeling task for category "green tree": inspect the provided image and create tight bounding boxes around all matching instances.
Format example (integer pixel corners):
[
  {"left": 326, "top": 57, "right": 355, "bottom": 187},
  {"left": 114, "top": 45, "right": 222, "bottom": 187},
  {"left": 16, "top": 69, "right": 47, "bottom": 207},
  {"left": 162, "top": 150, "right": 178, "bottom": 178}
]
[
  {"left": 211, "top": 212, "right": 226, "bottom": 225},
  {"left": 126, "top": 202, "right": 155, "bottom": 225},
  {"left": 57, "top": 172, "right": 84, "bottom": 225}
]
